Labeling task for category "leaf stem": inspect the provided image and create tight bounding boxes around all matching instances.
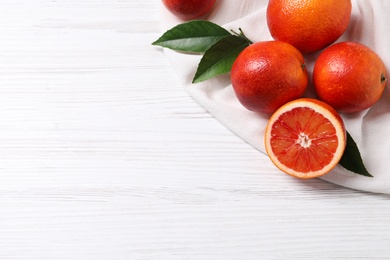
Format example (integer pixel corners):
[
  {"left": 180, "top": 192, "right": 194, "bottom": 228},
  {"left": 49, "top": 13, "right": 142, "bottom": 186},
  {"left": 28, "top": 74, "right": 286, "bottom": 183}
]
[{"left": 230, "top": 28, "right": 253, "bottom": 44}]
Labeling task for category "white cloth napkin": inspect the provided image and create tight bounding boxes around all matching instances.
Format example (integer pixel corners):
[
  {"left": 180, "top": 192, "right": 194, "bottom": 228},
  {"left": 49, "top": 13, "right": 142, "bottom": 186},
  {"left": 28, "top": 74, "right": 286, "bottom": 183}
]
[{"left": 158, "top": 0, "right": 390, "bottom": 194}]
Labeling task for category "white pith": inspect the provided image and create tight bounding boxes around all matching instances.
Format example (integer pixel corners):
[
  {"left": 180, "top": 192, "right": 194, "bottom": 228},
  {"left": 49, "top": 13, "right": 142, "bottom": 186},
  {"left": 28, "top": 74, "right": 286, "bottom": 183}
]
[{"left": 297, "top": 133, "right": 311, "bottom": 148}]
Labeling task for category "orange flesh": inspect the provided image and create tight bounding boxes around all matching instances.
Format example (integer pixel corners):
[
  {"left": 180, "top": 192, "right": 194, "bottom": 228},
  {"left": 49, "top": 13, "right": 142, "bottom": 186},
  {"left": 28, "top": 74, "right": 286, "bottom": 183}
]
[{"left": 270, "top": 107, "right": 338, "bottom": 173}]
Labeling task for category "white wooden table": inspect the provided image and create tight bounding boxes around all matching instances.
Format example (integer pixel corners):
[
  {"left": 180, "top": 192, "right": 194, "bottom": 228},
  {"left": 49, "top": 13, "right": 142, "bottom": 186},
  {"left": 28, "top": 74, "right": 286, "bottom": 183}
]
[{"left": 1, "top": 1, "right": 390, "bottom": 259}]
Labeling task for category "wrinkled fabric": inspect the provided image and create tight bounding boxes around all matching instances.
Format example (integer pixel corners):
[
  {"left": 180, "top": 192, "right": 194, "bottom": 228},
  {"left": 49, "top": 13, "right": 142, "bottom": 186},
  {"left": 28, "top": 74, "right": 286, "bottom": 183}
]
[{"left": 158, "top": 0, "right": 390, "bottom": 194}]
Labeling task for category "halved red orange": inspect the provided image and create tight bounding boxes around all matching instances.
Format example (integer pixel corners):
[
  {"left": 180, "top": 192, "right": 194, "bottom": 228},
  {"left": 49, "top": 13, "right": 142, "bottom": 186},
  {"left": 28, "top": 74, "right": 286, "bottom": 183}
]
[{"left": 264, "top": 98, "right": 346, "bottom": 179}]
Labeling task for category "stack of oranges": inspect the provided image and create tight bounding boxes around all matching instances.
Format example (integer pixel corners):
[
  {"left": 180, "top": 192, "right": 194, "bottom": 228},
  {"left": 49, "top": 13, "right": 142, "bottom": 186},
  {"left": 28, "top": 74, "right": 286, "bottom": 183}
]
[
  {"left": 230, "top": 0, "right": 387, "bottom": 179},
  {"left": 160, "top": 0, "right": 387, "bottom": 179}
]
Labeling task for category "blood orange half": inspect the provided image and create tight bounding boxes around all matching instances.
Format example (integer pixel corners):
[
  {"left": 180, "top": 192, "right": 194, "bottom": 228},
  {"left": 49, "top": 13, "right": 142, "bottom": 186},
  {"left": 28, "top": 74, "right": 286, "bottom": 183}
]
[{"left": 264, "top": 98, "right": 346, "bottom": 179}]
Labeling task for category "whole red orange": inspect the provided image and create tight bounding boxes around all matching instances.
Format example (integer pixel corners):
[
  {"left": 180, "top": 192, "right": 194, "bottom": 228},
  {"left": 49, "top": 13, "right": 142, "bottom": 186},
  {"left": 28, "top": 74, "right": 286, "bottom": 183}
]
[
  {"left": 231, "top": 41, "right": 308, "bottom": 114},
  {"left": 162, "top": 0, "right": 216, "bottom": 20},
  {"left": 313, "top": 42, "right": 387, "bottom": 113},
  {"left": 266, "top": 0, "right": 352, "bottom": 53}
]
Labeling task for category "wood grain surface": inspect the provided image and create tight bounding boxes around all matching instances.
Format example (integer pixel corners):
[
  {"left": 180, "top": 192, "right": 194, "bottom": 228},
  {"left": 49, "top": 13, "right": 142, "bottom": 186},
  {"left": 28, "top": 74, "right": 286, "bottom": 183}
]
[{"left": 0, "top": 0, "right": 390, "bottom": 259}]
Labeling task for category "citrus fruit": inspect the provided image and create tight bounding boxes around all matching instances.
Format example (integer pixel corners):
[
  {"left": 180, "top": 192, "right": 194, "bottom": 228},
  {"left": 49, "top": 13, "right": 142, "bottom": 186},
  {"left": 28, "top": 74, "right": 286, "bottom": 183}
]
[
  {"left": 162, "top": 0, "right": 216, "bottom": 20},
  {"left": 230, "top": 41, "right": 308, "bottom": 114},
  {"left": 264, "top": 98, "right": 346, "bottom": 179},
  {"left": 266, "top": 0, "right": 352, "bottom": 53},
  {"left": 313, "top": 42, "right": 388, "bottom": 113}
]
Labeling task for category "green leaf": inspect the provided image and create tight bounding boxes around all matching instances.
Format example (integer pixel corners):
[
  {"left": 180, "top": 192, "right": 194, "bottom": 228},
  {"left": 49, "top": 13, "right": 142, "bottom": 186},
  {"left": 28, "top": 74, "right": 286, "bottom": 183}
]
[
  {"left": 339, "top": 131, "right": 373, "bottom": 177},
  {"left": 152, "top": 20, "right": 231, "bottom": 53},
  {"left": 192, "top": 35, "right": 250, "bottom": 83}
]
